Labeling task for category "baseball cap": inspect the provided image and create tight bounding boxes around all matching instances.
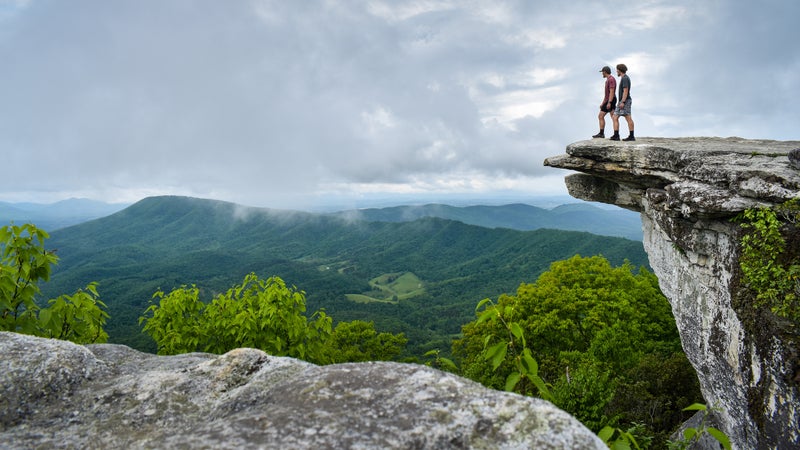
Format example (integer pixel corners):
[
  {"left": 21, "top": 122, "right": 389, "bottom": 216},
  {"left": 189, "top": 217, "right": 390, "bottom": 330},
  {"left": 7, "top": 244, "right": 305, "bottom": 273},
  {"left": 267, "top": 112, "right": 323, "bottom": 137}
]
[{"left": 599, "top": 66, "right": 611, "bottom": 74}]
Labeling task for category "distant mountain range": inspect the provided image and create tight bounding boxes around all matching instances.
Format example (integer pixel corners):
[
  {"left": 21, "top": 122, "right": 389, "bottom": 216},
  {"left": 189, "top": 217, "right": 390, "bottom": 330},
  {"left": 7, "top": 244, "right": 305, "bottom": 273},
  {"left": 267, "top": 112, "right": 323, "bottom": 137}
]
[
  {"left": 1, "top": 197, "right": 642, "bottom": 239},
  {"left": 39, "top": 196, "right": 649, "bottom": 356},
  {"left": 0, "top": 198, "right": 129, "bottom": 231},
  {"left": 330, "top": 203, "right": 642, "bottom": 240}
]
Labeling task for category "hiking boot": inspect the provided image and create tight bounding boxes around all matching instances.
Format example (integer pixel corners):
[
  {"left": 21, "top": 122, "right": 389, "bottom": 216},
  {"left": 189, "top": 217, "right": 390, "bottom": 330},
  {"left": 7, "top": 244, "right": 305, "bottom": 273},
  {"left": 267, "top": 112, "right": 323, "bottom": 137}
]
[
  {"left": 609, "top": 134, "right": 620, "bottom": 141},
  {"left": 623, "top": 135, "right": 636, "bottom": 141},
  {"left": 592, "top": 132, "right": 604, "bottom": 138}
]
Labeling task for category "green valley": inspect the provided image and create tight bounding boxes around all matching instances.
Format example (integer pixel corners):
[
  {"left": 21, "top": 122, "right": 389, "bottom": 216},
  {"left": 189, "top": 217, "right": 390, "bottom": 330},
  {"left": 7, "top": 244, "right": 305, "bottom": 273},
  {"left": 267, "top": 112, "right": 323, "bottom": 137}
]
[{"left": 39, "top": 195, "right": 650, "bottom": 357}]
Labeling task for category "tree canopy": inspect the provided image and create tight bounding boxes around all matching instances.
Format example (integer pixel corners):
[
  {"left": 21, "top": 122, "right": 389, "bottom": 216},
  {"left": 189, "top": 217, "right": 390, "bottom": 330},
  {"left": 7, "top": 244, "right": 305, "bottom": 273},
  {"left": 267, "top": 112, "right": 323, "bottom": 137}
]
[
  {"left": 453, "top": 255, "right": 701, "bottom": 442},
  {"left": 140, "top": 273, "right": 407, "bottom": 365}
]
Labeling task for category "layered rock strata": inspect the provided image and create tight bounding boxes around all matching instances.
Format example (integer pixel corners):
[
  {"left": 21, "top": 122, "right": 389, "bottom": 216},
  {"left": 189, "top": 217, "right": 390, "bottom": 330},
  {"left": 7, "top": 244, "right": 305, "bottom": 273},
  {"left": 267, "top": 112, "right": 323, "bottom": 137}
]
[
  {"left": 0, "top": 332, "right": 604, "bottom": 449},
  {"left": 545, "top": 137, "right": 800, "bottom": 450}
]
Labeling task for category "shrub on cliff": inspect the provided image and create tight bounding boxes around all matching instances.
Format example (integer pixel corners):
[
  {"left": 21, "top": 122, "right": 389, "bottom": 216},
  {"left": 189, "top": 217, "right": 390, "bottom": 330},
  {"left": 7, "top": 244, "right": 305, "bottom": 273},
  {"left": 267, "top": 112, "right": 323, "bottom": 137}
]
[{"left": 736, "top": 199, "right": 800, "bottom": 325}]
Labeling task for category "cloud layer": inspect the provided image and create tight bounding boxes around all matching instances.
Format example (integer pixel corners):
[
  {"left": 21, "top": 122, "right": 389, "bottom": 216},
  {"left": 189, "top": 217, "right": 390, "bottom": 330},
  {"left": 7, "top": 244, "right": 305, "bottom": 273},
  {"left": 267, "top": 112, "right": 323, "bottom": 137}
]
[{"left": 1, "top": 0, "right": 797, "bottom": 208}]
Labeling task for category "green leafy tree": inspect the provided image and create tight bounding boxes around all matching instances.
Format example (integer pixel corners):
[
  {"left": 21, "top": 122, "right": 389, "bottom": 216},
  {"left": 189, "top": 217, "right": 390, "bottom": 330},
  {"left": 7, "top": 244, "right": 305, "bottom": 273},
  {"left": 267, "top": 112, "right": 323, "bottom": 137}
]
[
  {"left": 473, "top": 297, "right": 553, "bottom": 401},
  {"left": 325, "top": 320, "right": 407, "bottom": 363},
  {"left": 139, "top": 285, "right": 204, "bottom": 355},
  {"left": 453, "top": 255, "right": 701, "bottom": 444},
  {"left": 141, "top": 273, "right": 333, "bottom": 363},
  {"left": 1, "top": 223, "right": 108, "bottom": 344}
]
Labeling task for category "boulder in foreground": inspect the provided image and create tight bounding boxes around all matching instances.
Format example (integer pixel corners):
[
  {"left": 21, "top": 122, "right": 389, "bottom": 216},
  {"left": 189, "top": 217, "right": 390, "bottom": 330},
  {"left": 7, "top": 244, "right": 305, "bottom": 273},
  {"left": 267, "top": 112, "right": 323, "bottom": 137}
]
[{"left": 0, "top": 332, "right": 604, "bottom": 449}]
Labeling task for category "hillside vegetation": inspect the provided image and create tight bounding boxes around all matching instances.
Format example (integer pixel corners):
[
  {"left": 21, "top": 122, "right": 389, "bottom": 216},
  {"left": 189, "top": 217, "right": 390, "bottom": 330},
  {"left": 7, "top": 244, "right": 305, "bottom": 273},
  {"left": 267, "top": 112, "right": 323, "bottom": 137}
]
[{"left": 40, "top": 196, "right": 649, "bottom": 355}]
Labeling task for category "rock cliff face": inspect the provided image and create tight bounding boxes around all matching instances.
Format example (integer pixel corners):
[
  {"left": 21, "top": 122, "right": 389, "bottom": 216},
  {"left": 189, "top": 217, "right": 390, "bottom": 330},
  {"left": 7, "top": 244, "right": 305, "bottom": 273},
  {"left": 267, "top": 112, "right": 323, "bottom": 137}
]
[
  {"left": 545, "top": 137, "right": 800, "bottom": 450},
  {"left": 0, "top": 332, "right": 604, "bottom": 449}
]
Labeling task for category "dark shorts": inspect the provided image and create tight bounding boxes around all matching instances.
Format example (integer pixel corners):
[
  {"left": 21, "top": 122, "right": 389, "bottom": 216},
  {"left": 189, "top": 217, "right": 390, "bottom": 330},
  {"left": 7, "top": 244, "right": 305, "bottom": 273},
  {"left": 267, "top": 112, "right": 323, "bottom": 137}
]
[
  {"left": 600, "top": 98, "right": 617, "bottom": 113},
  {"left": 615, "top": 97, "right": 632, "bottom": 116}
]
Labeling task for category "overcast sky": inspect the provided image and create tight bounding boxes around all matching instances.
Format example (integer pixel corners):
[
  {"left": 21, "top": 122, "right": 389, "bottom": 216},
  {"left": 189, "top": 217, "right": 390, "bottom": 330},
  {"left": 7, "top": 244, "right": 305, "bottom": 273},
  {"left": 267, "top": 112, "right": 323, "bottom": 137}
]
[{"left": 1, "top": 0, "right": 798, "bottom": 209}]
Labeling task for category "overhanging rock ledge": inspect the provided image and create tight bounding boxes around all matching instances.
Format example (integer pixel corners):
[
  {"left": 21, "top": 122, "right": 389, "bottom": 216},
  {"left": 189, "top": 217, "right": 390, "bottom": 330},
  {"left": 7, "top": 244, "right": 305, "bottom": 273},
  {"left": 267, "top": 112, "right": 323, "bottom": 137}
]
[{"left": 545, "top": 136, "right": 800, "bottom": 450}]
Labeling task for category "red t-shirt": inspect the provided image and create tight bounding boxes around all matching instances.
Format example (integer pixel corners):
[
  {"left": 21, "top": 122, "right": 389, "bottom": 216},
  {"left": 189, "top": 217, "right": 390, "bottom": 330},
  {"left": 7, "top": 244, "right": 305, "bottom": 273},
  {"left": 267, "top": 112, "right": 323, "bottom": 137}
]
[{"left": 603, "top": 76, "right": 617, "bottom": 104}]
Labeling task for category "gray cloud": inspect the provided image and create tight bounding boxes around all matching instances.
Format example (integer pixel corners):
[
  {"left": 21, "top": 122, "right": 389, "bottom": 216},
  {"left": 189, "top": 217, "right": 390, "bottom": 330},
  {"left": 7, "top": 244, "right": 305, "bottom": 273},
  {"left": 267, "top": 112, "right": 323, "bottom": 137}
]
[{"left": 0, "top": 0, "right": 797, "bottom": 208}]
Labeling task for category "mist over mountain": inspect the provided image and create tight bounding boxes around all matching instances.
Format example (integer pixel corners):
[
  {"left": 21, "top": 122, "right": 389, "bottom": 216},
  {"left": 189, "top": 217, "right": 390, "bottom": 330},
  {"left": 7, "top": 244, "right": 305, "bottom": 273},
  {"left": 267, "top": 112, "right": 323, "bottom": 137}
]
[
  {"left": 33, "top": 196, "right": 648, "bottom": 356},
  {"left": 1, "top": 194, "right": 642, "bottom": 241},
  {"left": 331, "top": 202, "right": 642, "bottom": 240}
]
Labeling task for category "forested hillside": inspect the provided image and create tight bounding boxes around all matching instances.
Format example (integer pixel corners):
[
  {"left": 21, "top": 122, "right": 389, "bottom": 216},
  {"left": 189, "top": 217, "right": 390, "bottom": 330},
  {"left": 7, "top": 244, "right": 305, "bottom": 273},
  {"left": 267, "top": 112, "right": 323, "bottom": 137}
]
[{"left": 40, "top": 196, "right": 649, "bottom": 356}]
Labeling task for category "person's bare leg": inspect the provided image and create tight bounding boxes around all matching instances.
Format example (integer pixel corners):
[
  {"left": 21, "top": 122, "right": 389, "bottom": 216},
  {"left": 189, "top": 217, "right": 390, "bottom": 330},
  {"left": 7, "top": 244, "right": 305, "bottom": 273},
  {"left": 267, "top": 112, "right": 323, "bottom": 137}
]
[
  {"left": 623, "top": 116, "right": 635, "bottom": 141},
  {"left": 593, "top": 111, "right": 607, "bottom": 138},
  {"left": 610, "top": 113, "right": 620, "bottom": 140}
]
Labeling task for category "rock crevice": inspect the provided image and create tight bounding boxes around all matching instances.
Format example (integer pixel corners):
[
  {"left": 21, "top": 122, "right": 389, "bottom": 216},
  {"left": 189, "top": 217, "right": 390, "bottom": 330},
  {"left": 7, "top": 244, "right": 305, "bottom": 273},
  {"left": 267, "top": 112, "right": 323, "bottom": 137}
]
[{"left": 545, "top": 137, "right": 800, "bottom": 450}]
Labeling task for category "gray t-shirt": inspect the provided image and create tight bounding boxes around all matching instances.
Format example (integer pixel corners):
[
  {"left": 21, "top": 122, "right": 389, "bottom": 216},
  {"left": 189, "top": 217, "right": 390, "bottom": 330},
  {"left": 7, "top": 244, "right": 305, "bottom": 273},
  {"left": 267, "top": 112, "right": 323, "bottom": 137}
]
[{"left": 618, "top": 74, "right": 631, "bottom": 100}]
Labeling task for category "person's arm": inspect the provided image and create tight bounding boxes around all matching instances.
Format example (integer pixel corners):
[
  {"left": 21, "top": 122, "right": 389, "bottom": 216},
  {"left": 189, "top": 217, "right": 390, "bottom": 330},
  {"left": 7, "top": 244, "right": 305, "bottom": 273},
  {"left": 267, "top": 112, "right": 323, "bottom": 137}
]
[{"left": 620, "top": 87, "right": 628, "bottom": 103}]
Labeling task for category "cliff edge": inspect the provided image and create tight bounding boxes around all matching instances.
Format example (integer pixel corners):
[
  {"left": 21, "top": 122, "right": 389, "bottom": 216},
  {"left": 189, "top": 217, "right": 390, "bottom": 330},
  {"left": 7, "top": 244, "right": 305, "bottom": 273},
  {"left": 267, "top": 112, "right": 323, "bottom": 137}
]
[{"left": 545, "top": 137, "right": 800, "bottom": 450}]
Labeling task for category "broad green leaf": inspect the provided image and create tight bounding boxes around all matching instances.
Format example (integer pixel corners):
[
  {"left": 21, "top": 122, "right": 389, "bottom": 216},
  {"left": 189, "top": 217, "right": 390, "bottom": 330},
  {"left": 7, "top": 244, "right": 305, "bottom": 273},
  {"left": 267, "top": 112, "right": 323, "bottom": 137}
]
[
  {"left": 611, "top": 440, "right": 631, "bottom": 450},
  {"left": 510, "top": 322, "right": 524, "bottom": 340},
  {"left": 484, "top": 341, "right": 508, "bottom": 370},
  {"left": 683, "top": 403, "right": 707, "bottom": 412},
  {"left": 504, "top": 372, "right": 521, "bottom": 392},
  {"left": 597, "top": 426, "right": 615, "bottom": 442},
  {"left": 520, "top": 351, "right": 538, "bottom": 375},
  {"left": 624, "top": 431, "right": 641, "bottom": 450},
  {"left": 475, "top": 298, "right": 491, "bottom": 312},
  {"left": 476, "top": 308, "right": 495, "bottom": 325},
  {"left": 438, "top": 357, "right": 458, "bottom": 372},
  {"left": 38, "top": 308, "right": 52, "bottom": 327},
  {"left": 706, "top": 427, "right": 732, "bottom": 450}
]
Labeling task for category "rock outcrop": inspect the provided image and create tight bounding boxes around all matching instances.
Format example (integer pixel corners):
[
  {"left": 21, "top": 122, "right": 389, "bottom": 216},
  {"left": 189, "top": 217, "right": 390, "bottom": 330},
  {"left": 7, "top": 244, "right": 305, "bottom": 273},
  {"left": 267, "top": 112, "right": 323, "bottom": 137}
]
[
  {"left": 545, "top": 137, "right": 800, "bottom": 450},
  {"left": 0, "top": 332, "right": 604, "bottom": 449}
]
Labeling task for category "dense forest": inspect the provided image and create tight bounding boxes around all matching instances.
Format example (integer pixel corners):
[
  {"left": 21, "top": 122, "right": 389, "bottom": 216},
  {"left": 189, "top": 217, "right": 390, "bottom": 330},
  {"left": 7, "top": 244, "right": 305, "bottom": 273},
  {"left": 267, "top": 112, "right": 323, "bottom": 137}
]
[{"left": 39, "top": 196, "right": 649, "bottom": 356}]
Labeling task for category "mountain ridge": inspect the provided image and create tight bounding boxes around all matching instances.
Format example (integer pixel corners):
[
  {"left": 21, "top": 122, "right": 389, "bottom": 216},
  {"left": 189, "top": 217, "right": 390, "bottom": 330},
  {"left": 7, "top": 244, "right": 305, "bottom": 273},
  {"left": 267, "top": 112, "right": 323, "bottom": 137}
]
[
  {"left": 3, "top": 195, "right": 642, "bottom": 239},
  {"left": 328, "top": 201, "right": 641, "bottom": 239}
]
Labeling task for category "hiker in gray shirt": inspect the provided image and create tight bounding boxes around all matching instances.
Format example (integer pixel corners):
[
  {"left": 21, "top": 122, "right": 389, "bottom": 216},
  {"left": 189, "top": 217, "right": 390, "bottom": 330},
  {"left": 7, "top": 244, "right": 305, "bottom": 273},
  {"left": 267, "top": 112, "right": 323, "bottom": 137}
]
[{"left": 610, "top": 63, "right": 635, "bottom": 141}]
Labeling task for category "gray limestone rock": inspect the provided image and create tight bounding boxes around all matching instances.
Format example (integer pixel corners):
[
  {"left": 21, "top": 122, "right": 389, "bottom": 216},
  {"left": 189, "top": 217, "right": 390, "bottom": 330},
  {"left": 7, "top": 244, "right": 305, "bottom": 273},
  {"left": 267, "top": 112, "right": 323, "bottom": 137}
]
[
  {"left": 789, "top": 148, "right": 800, "bottom": 170},
  {"left": 0, "top": 332, "right": 605, "bottom": 449},
  {"left": 545, "top": 137, "right": 800, "bottom": 450}
]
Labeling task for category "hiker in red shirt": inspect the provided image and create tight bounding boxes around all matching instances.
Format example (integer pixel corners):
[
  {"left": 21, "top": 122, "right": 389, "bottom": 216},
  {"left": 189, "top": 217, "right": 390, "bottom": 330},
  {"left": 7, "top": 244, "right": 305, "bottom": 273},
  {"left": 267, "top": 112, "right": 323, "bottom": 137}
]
[{"left": 593, "top": 66, "right": 616, "bottom": 138}]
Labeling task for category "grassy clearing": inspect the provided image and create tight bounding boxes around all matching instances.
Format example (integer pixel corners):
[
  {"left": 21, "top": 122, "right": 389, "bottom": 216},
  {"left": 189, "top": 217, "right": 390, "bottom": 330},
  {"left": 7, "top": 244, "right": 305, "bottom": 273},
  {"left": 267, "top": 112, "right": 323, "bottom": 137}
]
[{"left": 346, "top": 272, "right": 426, "bottom": 304}]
